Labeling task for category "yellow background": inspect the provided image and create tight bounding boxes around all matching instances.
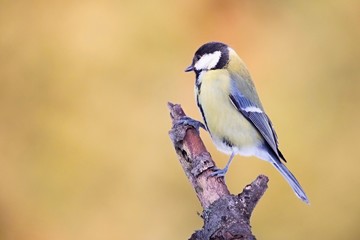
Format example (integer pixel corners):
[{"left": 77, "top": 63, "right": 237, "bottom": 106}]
[{"left": 1, "top": 1, "right": 359, "bottom": 239}]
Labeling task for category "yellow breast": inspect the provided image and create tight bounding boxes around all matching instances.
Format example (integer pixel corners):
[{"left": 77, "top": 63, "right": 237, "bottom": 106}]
[{"left": 197, "top": 70, "right": 262, "bottom": 154}]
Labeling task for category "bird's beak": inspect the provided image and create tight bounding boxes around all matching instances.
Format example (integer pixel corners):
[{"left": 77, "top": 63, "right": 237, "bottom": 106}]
[{"left": 185, "top": 64, "right": 194, "bottom": 72}]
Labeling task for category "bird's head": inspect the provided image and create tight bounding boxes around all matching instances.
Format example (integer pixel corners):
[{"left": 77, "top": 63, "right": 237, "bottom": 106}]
[{"left": 185, "top": 42, "right": 230, "bottom": 74}]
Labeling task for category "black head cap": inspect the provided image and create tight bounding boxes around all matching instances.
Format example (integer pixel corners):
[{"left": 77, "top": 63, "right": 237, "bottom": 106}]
[{"left": 185, "top": 42, "right": 230, "bottom": 73}]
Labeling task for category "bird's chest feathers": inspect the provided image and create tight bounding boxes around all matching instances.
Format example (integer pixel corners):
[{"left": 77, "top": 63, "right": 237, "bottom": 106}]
[
  {"left": 197, "top": 71, "right": 231, "bottom": 117},
  {"left": 197, "top": 70, "right": 240, "bottom": 133},
  {"left": 196, "top": 70, "right": 260, "bottom": 152}
]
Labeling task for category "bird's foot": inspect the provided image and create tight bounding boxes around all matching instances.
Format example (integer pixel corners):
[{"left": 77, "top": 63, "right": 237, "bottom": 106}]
[
  {"left": 173, "top": 116, "right": 206, "bottom": 133},
  {"left": 209, "top": 166, "right": 229, "bottom": 178}
]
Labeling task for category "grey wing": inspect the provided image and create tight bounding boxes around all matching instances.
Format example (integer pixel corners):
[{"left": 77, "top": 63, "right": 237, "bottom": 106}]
[{"left": 229, "top": 84, "right": 286, "bottom": 162}]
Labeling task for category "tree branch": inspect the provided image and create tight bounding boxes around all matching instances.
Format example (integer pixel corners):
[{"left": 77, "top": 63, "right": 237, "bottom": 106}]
[{"left": 168, "top": 102, "right": 269, "bottom": 240}]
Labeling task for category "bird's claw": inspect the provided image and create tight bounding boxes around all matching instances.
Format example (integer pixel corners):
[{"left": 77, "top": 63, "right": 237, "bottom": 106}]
[
  {"left": 208, "top": 167, "right": 228, "bottom": 178},
  {"left": 174, "top": 116, "right": 206, "bottom": 133}
]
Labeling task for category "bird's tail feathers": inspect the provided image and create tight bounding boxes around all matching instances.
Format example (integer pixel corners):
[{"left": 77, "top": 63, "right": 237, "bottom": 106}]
[{"left": 272, "top": 160, "right": 310, "bottom": 204}]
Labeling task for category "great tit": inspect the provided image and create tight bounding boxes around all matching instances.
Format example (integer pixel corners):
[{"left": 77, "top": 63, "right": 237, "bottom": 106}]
[{"left": 184, "top": 41, "right": 309, "bottom": 204}]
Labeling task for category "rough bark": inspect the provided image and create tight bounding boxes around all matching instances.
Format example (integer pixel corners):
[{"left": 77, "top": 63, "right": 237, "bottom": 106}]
[{"left": 168, "top": 102, "right": 269, "bottom": 240}]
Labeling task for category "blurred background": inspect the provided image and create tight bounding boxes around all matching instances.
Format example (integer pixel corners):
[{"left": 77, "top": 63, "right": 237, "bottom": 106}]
[{"left": 0, "top": 0, "right": 359, "bottom": 239}]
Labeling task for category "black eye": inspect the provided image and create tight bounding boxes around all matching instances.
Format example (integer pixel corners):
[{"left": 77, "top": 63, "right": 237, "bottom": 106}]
[{"left": 193, "top": 54, "right": 200, "bottom": 62}]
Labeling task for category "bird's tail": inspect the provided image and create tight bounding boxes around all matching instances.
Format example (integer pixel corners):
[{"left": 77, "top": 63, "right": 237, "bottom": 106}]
[{"left": 272, "top": 160, "right": 310, "bottom": 204}]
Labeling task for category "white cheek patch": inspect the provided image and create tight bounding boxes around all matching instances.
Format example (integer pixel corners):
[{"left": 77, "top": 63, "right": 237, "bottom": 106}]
[{"left": 195, "top": 51, "right": 221, "bottom": 71}]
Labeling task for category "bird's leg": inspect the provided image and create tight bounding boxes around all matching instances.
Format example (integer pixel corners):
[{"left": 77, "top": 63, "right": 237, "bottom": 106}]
[
  {"left": 210, "top": 151, "right": 236, "bottom": 177},
  {"left": 173, "top": 116, "right": 207, "bottom": 133}
]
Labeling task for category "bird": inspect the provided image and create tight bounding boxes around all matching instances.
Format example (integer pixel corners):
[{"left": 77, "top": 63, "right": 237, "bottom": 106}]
[{"left": 183, "top": 41, "right": 309, "bottom": 204}]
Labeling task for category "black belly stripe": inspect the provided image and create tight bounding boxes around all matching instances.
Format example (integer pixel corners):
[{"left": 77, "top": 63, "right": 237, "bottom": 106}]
[
  {"left": 197, "top": 95, "right": 209, "bottom": 132},
  {"left": 222, "top": 137, "right": 233, "bottom": 148},
  {"left": 196, "top": 82, "right": 209, "bottom": 133}
]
